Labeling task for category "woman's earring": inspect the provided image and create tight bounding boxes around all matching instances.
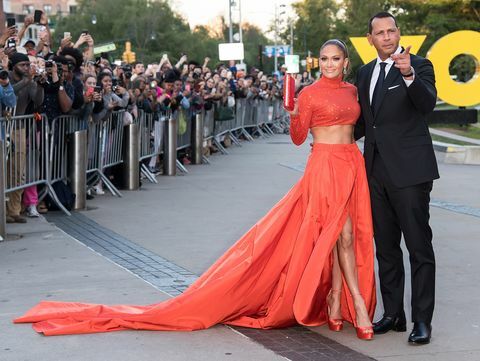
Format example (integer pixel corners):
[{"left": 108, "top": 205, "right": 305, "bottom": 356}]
[
  {"left": 319, "top": 69, "right": 322, "bottom": 76},
  {"left": 343, "top": 67, "right": 347, "bottom": 75}
]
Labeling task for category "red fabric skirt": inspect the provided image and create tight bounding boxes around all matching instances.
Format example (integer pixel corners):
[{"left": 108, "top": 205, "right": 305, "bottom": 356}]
[{"left": 14, "top": 143, "right": 376, "bottom": 336}]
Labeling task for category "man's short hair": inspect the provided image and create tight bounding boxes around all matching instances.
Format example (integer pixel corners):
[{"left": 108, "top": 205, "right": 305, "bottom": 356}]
[
  {"left": 368, "top": 11, "right": 398, "bottom": 34},
  {"left": 133, "top": 61, "right": 144, "bottom": 68},
  {"left": 24, "top": 40, "right": 35, "bottom": 47}
]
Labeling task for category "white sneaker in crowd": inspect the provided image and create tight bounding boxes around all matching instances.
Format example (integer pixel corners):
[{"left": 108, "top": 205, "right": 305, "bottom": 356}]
[
  {"left": 26, "top": 205, "right": 40, "bottom": 217},
  {"left": 94, "top": 184, "right": 105, "bottom": 195}
]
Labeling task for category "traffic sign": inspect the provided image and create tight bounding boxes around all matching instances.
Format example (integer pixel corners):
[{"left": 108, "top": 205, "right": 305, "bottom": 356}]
[{"left": 263, "top": 45, "right": 291, "bottom": 57}]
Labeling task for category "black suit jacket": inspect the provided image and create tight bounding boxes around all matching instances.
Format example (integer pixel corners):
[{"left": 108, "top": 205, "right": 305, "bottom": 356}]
[{"left": 354, "top": 53, "right": 440, "bottom": 188}]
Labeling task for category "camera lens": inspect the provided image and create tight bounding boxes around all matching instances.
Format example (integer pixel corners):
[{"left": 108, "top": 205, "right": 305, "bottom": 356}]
[{"left": 0, "top": 70, "right": 9, "bottom": 80}]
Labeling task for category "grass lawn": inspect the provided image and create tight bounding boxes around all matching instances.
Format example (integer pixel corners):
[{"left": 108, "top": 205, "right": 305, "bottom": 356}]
[
  {"left": 430, "top": 134, "right": 476, "bottom": 146},
  {"left": 430, "top": 123, "right": 480, "bottom": 140}
]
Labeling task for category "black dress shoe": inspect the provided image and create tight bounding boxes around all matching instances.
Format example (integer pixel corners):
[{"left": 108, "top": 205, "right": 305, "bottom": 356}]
[
  {"left": 408, "top": 322, "right": 432, "bottom": 345},
  {"left": 373, "top": 312, "right": 407, "bottom": 334}
]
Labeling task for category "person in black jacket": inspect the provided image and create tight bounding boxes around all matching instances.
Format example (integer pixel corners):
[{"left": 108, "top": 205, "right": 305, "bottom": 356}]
[{"left": 354, "top": 12, "right": 439, "bottom": 345}]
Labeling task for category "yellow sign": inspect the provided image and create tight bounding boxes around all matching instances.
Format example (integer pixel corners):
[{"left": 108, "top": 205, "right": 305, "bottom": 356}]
[
  {"left": 350, "top": 31, "right": 480, "bottom": 107},
  {"left": 427, "top": 31, "right": 480, "bottom": 107}
]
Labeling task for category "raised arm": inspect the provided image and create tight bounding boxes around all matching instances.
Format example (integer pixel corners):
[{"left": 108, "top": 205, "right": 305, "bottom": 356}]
[{"left": 289, "top": 89, "right": 312, "bottom": 146}]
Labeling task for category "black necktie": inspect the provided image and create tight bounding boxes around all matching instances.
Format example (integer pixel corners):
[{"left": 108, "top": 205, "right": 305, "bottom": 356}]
[{"left": 371, "top": 62, "right": 387, "bottom": 115}]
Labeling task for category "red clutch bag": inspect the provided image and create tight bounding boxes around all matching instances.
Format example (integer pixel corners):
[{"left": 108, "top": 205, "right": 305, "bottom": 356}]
[{"left": 283, "top": 74, "right": 295, "bottom": 111}]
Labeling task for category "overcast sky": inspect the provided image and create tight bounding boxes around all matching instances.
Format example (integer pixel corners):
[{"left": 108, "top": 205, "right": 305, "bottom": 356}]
[{"left": 170, "top": 0, "right": 297, "bottom": 33}]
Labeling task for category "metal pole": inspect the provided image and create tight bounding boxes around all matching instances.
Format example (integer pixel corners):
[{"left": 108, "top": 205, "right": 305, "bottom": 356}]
[
  {"left": 163, "top": 114, "right": 177, "bottom": 176},
  {"left": 192, "top": 112, "right": 204, "bottom": 165},
  {"left": 274, "top": 2, "right": 278, "bottom": 73},
  {"left": 290, "top": 20, "right": 294, "bottom": 54},
  {"left": 239, "top": 0, "right": 243, "bottom": 44},
  {"left": 0, "top": 139, "right": 6, "bottom": 241},
  {"left": 229, "top": 0, "right": 233, "bottom": 43},
  {"left": 68, "top": 130, "right": 87, "bottom": 211},
  {"left": 123, "top": 123, "right": 140, "bottom": 190}
]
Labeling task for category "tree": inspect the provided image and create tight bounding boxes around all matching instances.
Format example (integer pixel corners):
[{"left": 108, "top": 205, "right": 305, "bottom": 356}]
[
  {"left": 286, "top": 0, "right": 479, "bottom": 78},
  {"left": 290, "top": 0, "right": 339, "bottom": 57},
  {"left": 53, "top": 0, "right": 217, "bottom": 64}
]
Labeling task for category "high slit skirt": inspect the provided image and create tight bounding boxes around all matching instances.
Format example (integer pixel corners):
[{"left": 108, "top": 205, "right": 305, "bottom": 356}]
[{"left": 14, "top": 142, "right": 376, "bottom": 336}]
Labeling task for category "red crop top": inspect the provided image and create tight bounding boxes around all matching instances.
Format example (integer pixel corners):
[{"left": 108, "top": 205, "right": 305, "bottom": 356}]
[{"left": 290, "top": 75, "right": 360, "bottom": 145}]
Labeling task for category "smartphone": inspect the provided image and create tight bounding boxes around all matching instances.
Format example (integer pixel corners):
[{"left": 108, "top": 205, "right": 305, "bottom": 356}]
[
  {"left": 34, "top": 10, "right": 43, "bottom": 24},
  {"left": 81, "top": 30, "right": 89, "bottom": 35},
  {"left": 6, "top": 18, "right": 15, "bottom": 28},
  {"left": 93, "top": 85, "right": 102, "bottom": 93},
  {"left": 6, "top": 38, "right": 16, "bottom": 48},
  {"left": 86, "top": 87, "right": 94, "bottom": 96},
  {"left": 150, "top": 81, "right": 156, "bottom": 89},
  {"left": 63, "top": 32, "right": 71, "bottom": 39}
]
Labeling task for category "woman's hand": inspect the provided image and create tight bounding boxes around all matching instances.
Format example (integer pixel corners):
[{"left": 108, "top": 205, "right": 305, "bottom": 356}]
[{"left": 287, "top": 98, "right": 299, "bottom": 117}]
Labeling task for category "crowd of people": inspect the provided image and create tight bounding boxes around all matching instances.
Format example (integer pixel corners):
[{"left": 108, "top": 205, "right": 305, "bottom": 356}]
[{"left": 0, "top": 14, "right": 313, "bottom": 224}]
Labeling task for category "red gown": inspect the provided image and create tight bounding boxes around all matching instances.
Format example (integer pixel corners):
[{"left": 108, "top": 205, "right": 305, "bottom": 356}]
[{"left": 14, "top": 75, "right": 376, "bottom": 336}]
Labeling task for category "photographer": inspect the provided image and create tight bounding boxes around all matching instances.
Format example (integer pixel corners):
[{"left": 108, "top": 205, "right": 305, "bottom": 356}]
[
  {"left": 7, "top": 52, "right": 45, "bottom": 219},
  {"left": 41, "top": 56, "right": 74, "bottom": 124},
  {"left": 0, "top": 54, "right": 16, "bottom": 113},
  {"left": 93, "top": 72, "right": 129, "bottom": 122},
  {"left": 59, "top": 47, "right": 85, "bottom": 112},
  {"left": 0, "top": 54, "right": 21, "bottom": 222}
]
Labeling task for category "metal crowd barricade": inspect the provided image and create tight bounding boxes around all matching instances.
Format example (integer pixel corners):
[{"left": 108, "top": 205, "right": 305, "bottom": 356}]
[
  {"left": 2, "top": 114, "right": 48, "bottom": 193},
  {"left": 271, "top": 98, "right": 290, "bottom": 133},
  {"left": 136, "top": 108, "right": 172, "bottom": 183},
  {"left": 175, "top": 108, "right": 193, "bottom": 174},
  {"left": 203, "top": 108, "right": 215, "bottom": 142},
  {"left": 211, "top": 101, "right": 246, "bottom": 155},
  {"left": 253, "top": 99, "right": 275, "bottom": 137},
  {"left": 45, "top": 114, "right": 86, "bottom": 214},
  {"left": 86, "top": 111, "right": 125, "bottom": 197},
  {"left": 0, "top": 113, "right": 75, "bottom": 216},
  {"left": 242, "top": 98, "right": 258, "bottom": 133},
  {"left": 233, "top": 98, "right": 254, "bottom": 141}
]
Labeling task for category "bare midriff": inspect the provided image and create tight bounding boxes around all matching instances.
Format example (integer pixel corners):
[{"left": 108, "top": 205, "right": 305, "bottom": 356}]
[{"left": 311, "top": 124, "right": 354, "bottom": 144}]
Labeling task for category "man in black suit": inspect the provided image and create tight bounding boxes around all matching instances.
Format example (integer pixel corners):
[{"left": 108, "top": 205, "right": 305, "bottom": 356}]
[{"left": 354, "top": 12, "right": 439, "bottom": 344}]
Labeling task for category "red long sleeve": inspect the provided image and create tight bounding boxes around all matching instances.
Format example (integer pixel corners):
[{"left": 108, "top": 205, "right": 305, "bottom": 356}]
[
  {"left": 290, "top": 89, "right": 312, "bottom": 146},
  {"left": 289, "top": 76, "right": 360, "bottom": 146}
]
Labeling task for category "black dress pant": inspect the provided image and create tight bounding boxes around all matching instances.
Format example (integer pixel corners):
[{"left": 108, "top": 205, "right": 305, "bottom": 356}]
[{"left": 369, "top": 149, "right": 435, "bottom": 323}]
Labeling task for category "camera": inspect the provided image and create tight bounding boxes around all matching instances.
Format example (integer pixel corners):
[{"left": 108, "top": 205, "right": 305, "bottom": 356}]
[
  {"left": 6, "top": 18, "right": 15, "bottom": 28},
  {"left": 112, "top": 77, "right": 118, "bottom": 91},
  {"left": 121, "top": 64, "right": 132, "bottom": 79},
  {"left": 0, "top": 65, "right": 9, "bottom": 80},
  {"left": 45, "top": 60, "right": 55, "bottom": 68},
  {"left": 6, "top": 37, "right": 16, "bottom": 48}
]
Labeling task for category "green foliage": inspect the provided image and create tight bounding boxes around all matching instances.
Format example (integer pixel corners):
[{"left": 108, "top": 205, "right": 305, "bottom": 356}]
[
  {"left": 280, "top": 0, "right": 479, "bottom": 77},
  {"left": 52, "top": 0, "right": 269, "bottom": 70},
  {"left": 51, "top": 0, "right": 480, "bottom": 78}
]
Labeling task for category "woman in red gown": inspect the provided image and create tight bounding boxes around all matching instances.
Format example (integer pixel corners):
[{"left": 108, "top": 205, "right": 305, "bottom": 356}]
[{"left": 15, "top": 39, "right": 376, "bottom": 339}]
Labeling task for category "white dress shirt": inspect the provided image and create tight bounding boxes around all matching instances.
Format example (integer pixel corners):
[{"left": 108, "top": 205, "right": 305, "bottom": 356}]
[{"left": 369, "top": 46, "right": 415, "bottom": 104}]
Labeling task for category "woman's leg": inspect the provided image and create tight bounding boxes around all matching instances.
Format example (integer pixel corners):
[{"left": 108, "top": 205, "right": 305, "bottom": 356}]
[
  {"left": 337, "top": 215, "right": 372, "bottom": 328},
  {"left": 327, "top": 244, "right": 342, "bottom": 320}
]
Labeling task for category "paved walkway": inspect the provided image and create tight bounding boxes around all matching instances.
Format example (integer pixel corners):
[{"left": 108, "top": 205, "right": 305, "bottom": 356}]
[
  {"left": 429, "top": 128, "right": 480, "bottom": 145},
  {"left": 1, "top": 134, "right": 479, "bottom": 361}
]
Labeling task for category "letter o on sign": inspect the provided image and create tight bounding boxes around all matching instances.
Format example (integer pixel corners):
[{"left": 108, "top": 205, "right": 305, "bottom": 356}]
[{"left": 427, "top": 30, "right": 480, "bottom": 107}]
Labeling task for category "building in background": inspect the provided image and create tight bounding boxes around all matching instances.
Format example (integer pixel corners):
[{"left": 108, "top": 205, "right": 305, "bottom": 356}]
[
  {"left": 4, "top": 0, "right": 78, "bottom": 17},
  {"left": 1, "top": 0, "right": 78, "bottom": 44}
]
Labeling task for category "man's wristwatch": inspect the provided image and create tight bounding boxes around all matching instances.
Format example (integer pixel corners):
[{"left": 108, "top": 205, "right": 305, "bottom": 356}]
[{"left": 402, "top": 66, "right": 414, "bottom": 78}]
